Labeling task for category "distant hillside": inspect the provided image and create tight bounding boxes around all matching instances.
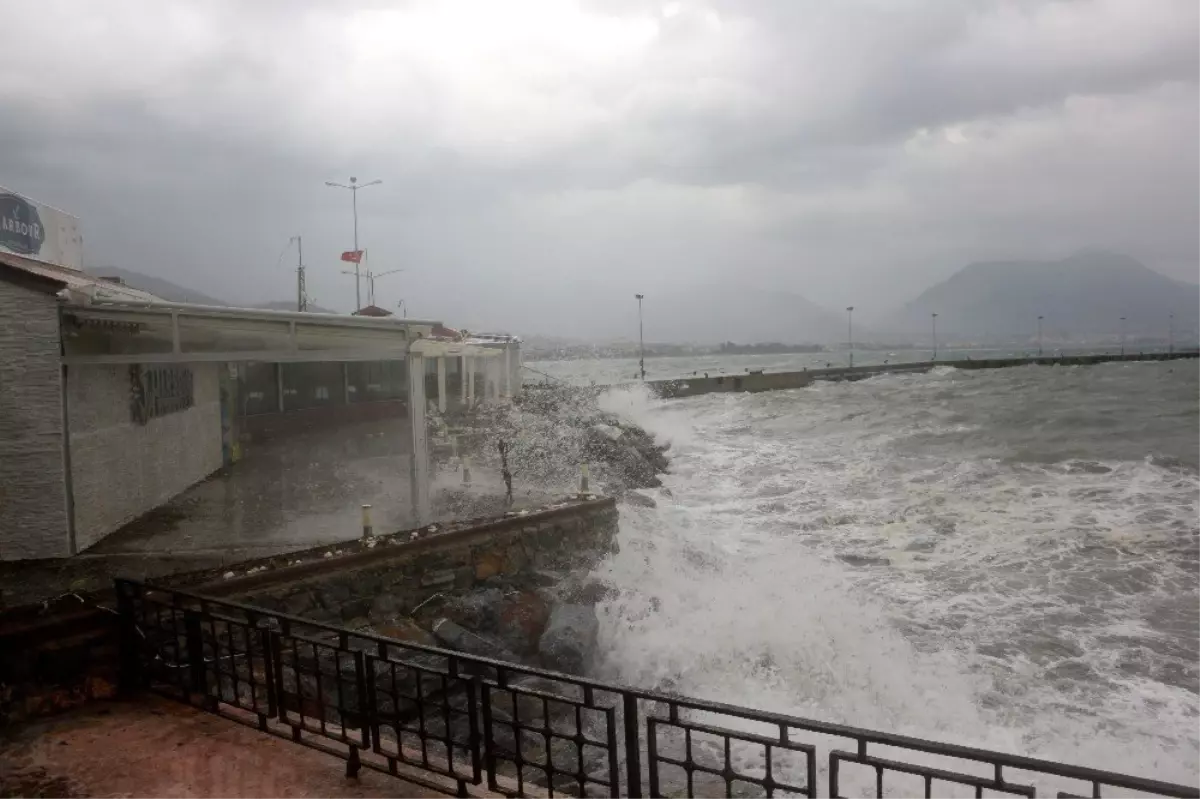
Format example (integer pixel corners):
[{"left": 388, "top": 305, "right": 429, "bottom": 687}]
[
  {"left": 85, "top": 265, "right": 227, "bottom": 306},
  {"left": 637, "top": 284, "right": 851, "bottom": 344},
  {"left": 250, "top": 299, "right": 338, "bottom": 314},
  {"left": 83, "top": 266, "right": 338, "bottom": 314},
  {"left": 887, "top": 251, "right": 1200, "bottom": 339}
]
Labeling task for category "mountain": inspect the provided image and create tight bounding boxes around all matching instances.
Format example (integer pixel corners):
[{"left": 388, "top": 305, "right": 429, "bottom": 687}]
[
  {"left": 85, "top": 265, "right": 228, "bottom": 306},
  {"left": 887, "top": 251, "right": 1200, "bottom": 340},
  {"left": 250, "top": 300, "right": 338, "bottom": 314},
  {"left": 83, "top": 266, "right": 337, "bottom": 314},
  {"left": 645, "top": 284, "right": 850, "bottom": 344}
]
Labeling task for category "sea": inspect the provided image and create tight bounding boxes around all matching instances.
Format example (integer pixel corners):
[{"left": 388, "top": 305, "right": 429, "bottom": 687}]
[{"left": 529, "top": 355, "right": 1200, "bottom": 789}]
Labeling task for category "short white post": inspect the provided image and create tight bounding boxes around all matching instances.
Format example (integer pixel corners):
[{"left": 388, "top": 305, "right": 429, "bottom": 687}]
[{"left": 408, "top": 353, "right": 431, "bottom": 525}]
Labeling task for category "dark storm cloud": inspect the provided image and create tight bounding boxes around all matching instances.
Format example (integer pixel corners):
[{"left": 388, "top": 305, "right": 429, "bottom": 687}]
[{"left": 0, "top": 0, "right": 1195, "bottom": 336}]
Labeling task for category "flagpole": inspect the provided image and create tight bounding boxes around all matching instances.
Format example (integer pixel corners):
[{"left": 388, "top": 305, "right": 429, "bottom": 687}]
[
  {"left": 325, "top": 176, "right": 381, "bottom": 312},
  {"left": 352, "top": 187, "right": 360, "bottom": 310}
]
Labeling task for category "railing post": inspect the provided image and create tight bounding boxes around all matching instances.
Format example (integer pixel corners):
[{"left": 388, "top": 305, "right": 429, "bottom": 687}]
[
  {"left": 624, "top": 693, "right": 642, "bottom": 798},
  {"left": 184, "top": 611, "right": 207, "bottom": 699},
  {"left": 260, "top": 627, "right": 278, "bottom": 722},
  {"left": 115, "top": 580, "right": 144, "bottom": 696}
]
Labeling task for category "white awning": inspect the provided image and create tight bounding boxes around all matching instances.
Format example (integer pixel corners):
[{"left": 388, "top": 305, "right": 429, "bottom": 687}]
[{"left": 60, "top": 299, "right": 500, "bottom": 365}]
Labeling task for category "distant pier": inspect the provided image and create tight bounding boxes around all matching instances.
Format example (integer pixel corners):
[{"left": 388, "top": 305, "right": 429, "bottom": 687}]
[{"left": 647, "top": 350, "right": 1199, "bottom": 399}]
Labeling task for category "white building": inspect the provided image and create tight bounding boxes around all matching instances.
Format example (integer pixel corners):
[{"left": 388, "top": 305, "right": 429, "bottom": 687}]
[{"left": 0, "top": 187, "right": 517, "bottom": 560}]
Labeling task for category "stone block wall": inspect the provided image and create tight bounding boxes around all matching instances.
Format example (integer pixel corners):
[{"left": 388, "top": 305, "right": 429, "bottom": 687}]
[
  {"left": 66, "top": 362, "right": 223, "bottom": 551},
  {"left": 0, "top": 600, "right": 120, "bottom": 726},
  {"left": 201, "top": 499, "right": 619, "bottom": 627},
  {"left": 0, "top": 279, "right": 70, "bottom": 560}
]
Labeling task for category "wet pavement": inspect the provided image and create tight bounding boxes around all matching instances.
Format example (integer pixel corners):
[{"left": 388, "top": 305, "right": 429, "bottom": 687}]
[
  {"left": 92, "top": 417, "right": 418, "bottom": 558},
  {"left": 0, "top": 696, "right": 443, "bottom": 798},
  {"left": 1, "top": 417, "right": 549, "bottom": 608}
]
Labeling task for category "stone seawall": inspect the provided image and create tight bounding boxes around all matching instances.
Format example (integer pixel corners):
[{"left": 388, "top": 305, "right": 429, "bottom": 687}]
[
  {"left": 192, "top": 498, "right": 618, "bottom": 629},
  {"left": 648, "top": 350, "right": 1198, "bottom": 399},
  {"left": 0, "top": 600, "right": 119, "bottom": 726}
]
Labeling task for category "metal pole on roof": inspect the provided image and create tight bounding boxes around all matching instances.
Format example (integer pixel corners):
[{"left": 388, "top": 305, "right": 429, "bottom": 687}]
[
  {"left": 635, "top": 293, "right": 646, "bottom": 380},
  {"left": 296, "top": 236, "right": 307, "bottom": 312}
]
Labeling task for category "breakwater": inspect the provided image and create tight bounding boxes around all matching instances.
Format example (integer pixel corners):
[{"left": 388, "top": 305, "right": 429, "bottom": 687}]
[{"left": 648, "top": 350, "right": 1198, "bottom": 398}]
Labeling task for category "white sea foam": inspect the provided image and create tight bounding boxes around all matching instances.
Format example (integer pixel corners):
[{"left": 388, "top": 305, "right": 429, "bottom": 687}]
[{"left": 589, "top": 364, "right": 1200, "bottom": 790}]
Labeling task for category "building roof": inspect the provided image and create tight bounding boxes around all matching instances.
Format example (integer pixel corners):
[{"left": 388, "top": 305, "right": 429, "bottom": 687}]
[
  {"left": 0, "top": 251, "right": 164, "bottom": 304},
  {"left": 351, "top": 304, "right": 393, "bottom": 317},
  {"left": 0, "top": 255, "right": 68, "bottom": 295}
]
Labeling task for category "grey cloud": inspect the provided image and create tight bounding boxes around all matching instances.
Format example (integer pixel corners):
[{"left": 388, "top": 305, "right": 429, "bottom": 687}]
[{"left": 0, "top": 0, "right": 1195, "bottom": 335}]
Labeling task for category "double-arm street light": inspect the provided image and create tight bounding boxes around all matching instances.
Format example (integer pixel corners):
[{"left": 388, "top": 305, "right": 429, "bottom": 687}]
[
  {"left": 325, "top": 176, "right": 382, "bottom": 311},
  {"left": 635, "top": 294, "right": 646, "bottom": 380}
]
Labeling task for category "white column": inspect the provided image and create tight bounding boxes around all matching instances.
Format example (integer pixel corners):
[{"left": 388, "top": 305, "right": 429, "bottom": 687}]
[
  {"left": 408, "top": 353, "right": 431, "bottom": 526},
  {"left": 276, "top": 363, "right": 285, "bottom": 412},
  {"left": 489, "top": 358, "right": 500, "bottom": 401},
  {"left": 460, "top": 355, "right": 468, "bottom": 406},
  {"left": 503, "top": 346, "right": 512, "bottom": 398},
  {"left": 467, "top": 357, "right": 476, "bottom": 407},
  {"left": 436, "top": 357, "right": 447, "bottom": 413}
]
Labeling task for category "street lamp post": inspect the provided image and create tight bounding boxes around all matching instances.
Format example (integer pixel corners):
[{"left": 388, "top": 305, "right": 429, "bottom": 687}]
[
  {"left": 1119, "top": 316, "right": 1126, "bottom": 357},
  {"left": 846, "top": 306, "right": 855, "bottom": 367},
  {"left": 931, "top": 312, "right": 938, "bottom": 361},
  {"left": 635, "top": 294, "right": 646, "bottom": 380},
  {"left": 1037, "top": 315, "right": 1044, "bottom": 357},
  {"left": 325, "top": 176, "right": 382, "bottom": 311}
]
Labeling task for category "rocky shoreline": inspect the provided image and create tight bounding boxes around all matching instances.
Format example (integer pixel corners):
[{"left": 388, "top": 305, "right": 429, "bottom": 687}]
[{"left": 450, "top": 381, "right": 670, "bottom": 503}]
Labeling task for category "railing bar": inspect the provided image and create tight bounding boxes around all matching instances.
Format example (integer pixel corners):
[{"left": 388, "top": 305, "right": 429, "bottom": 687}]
[
  {"left": 388, "top": 659, "right": 402, "bottom": 754},
  {"left": 541, "top": 694, "right": 553, "bottom": 793},
  {"left": 876, "top": 763, "right": 884, "bottom": 799},
  {"left": 416, "top": 664, "right": 430, "bottom": 765},
  {"left": 604, "top": 705, "right": 619, "bottom": 799},
  {"left": 764, "top": 744, "right": 774, "bottom": 799},
  {"left": 226, "top": 615, "right": 238, "bottom": 703},
  {"left": 311, "top": 641, "right": 326, "bottom": 735},
  {"left": 725, "top": 736, "right": 733, "bottom": 799},
  {"left": 441, "top": 674, "right": 453, "bottom": 773}
]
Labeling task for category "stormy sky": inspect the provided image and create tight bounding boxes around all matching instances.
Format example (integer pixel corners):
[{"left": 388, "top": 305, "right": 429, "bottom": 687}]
[{"left": 2, "top": 0, "right": 1197, "bottom": 338}]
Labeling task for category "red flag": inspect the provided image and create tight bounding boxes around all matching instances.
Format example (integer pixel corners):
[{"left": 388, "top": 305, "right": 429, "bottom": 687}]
[{"left": 340, "top": 250, "right": 363, "bottom": 263}]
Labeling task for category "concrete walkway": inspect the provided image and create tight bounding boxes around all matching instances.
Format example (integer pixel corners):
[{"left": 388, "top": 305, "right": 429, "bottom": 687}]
[{"left": 0, "top": 696, "right": 441, "bottom": 798}]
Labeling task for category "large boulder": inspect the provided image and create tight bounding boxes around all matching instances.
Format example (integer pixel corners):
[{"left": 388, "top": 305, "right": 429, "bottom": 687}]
[
  {"left": 431, "top": 618, "right": 521, "bottom": 663},
  {"left": 537, "top": 604, "right": 599, "bottom": 674}
]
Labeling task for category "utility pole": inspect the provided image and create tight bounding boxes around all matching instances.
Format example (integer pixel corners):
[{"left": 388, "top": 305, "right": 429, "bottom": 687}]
[
  {"left": 296, "top": 235, "right": 307, "bottom": 312},
  {"left": 1119, "top": 316, "right": 1126, "bottom": 357},
  {"left": 325, "top": 176, "right": 382, "bottom": 311},
  {"left": 931, "top": 312, "right": 938, "bottom": 361},
  {"left": 367, "top": 268, "right": 403, "bottom": 307},
  {"left": 1037, "top": 315, "right": 1044, "bottom": 357},
  {"left": 846, "top": 306, "right": 855, "bottom": 367},
  {"left": 635, "top": 294, "right": 646, "bottom": 380}
]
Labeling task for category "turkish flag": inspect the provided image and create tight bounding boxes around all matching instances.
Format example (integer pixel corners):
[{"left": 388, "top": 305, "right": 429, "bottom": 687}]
[{"left": 340, "top": 250, "right": 363, "bottom": 263}]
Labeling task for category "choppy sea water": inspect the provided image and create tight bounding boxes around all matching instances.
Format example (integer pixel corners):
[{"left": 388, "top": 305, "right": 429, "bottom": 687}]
[{"left": 580, "top": 360, "right": 1199, "bottom": 787}]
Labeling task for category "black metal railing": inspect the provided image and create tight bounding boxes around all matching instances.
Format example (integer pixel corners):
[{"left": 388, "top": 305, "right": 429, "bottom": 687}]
[{"left": 114, "top": 579, "right": 1198, "bottom": 798}]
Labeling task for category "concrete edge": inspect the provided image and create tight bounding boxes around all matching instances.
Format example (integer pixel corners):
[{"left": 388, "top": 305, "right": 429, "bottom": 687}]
[{"left": 188, "top": 496, "right": 618, "bottom": 598}]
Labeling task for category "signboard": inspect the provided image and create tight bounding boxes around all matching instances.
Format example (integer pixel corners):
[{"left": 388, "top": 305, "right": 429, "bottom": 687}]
[{"left": 0, "top": 186, "right": 83, "bottom": 270}]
